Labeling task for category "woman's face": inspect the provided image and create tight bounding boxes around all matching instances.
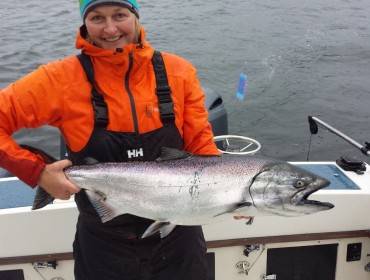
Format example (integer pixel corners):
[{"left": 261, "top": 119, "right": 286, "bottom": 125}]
[{"left": 85, "top": 5, "right": 137, "bottom": 50}]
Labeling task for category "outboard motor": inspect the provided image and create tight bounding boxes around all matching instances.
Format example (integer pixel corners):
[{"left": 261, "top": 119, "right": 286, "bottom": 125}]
[{"left": 203, "top": 87, "right": 228, "bottom": 136}]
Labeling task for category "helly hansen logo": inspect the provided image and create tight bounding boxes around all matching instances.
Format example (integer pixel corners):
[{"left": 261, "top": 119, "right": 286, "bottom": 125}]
[{"left": 127, "top": 148, "right": 144, "bottom": 159}]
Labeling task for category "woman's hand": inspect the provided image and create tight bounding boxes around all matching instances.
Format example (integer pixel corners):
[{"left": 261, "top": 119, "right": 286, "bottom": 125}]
[
  {"left": 233, "top": 216, "right": 254, "bottom": 220},
  {"left": 37, "top": 159, "right": 81, "bottom": 200},
  {"left": 233, "top": 216, "right": 254, "bottom": 225}
]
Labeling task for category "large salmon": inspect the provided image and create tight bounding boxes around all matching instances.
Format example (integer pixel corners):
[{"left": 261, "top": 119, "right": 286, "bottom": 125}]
[{"left": 23, "top": 145, "right": 333, "bottom": 238}]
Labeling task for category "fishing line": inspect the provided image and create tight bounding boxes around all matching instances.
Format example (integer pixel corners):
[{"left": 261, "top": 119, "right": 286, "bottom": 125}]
[
  {"left": 243, "top": 245, "right": 266, "bottom": 275},
  {"left": 307, "top": 133, "right": 313, "bottom": 161},
  {"left": 32, "top": 263, "right": 48, "bottom": 280},
  {"left": 308, "top": 115, "right": 370, "bottom": 159},
  {"left": 307, "top": 119, "right": 331, "bottom": 161}
]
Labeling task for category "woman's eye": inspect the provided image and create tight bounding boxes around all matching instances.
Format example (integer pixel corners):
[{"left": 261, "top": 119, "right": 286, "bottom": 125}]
[
  {"left": 91, "top": 15, "right": 103, "bottom": 22},
  {"left": 114, "top": 13, "right": 127, "bottom": 20}
]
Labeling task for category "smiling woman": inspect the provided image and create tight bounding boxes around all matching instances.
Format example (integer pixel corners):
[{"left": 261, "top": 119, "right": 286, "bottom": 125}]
[
  {"left": 0, "top": 0, "right": 221, "bottom": 279},
  {"left": 84, "top": 6, "right": 139, "bottom": 49}
]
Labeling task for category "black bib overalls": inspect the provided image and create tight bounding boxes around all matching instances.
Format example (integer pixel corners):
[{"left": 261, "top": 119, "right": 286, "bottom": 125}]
[{"left": 68, "top": 53, "right": 208, "bottom": 280}]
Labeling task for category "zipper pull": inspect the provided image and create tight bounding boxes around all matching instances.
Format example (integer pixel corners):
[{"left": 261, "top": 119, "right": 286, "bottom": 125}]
[{"left": 146, "top": 106, "right": 151, "bottom": 117}]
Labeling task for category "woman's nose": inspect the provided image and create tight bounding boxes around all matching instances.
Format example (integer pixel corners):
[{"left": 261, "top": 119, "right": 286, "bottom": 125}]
[{"left": 104, "top": 19, "right": 118, "bottom": 34}]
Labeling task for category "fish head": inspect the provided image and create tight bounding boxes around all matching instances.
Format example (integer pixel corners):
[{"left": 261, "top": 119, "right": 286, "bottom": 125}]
[{"left": 249, "top": 161, "right": 333, "bottom": 216}]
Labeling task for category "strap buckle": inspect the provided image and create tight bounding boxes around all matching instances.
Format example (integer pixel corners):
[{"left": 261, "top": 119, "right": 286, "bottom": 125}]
[
  {"left": 156, "top": 86, "right": 175, "bottom": 121},
  {"left": 92, "top": 99, "right": 109, "bottom": 127},
  {"left": 156, "top": 86, "right": 172, "bottom": 100},
  {"left": 159, "top": 102, "right": 175, "bottom": 122}
]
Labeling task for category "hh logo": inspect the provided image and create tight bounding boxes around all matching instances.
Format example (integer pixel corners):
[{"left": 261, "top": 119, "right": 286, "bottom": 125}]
[{"left": 127, "top": 148, "right": 144, "bottom": 159}]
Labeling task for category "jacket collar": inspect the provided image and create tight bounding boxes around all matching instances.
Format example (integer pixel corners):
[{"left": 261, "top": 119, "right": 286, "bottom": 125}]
[
  {"left": 75, "top": 25, "right": 153, "bottom": 62},
  {"left": 75, "top": 25, "right": 155, "bottom": 84}
]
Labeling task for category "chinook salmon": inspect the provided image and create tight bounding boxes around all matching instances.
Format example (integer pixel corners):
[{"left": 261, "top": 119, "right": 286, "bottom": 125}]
[{"left": 23, "top": 145, "right": 333, "bottom": 238}]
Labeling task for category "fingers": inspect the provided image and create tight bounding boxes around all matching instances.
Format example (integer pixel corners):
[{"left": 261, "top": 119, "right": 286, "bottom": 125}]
[
  {"left": 64, "top": 191, "right": 76, "bottom": 199},
  {"left": 60, "top": 174, "right": 81, "bottom": 200},
  {"left": 60, "top": 191, "right": 74, "bottom": 200},
  {"left": 56, "top": 160, "right": 81, "bottom": 194},
  {"left": 38, "top": 160, "right": 81, "bottom": 200},
  {"left": 233, "top": 216, "right": 255, "bottom": 226},
  {"left": 56, "top": 159, "right": 73, "bottom": 168},
  {"left": 66, "top": 181, "right": 81, "bottom": 195},
  {"left": 233, "top": 216, "right": 254, "bottom": 220}
]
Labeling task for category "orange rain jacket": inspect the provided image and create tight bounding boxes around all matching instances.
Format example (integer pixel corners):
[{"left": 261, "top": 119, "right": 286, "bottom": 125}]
[{"left": 0, "top": 26, "right": 220, "bottom": 188}]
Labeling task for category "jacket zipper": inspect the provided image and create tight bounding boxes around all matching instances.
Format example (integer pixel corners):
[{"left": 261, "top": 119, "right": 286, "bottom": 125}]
[{"left": 125, "top": 53, "right": 139, "bottom": 133}]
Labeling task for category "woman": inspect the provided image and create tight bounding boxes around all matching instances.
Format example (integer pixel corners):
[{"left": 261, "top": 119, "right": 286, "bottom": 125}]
[{"left": 0, "top": 0, "right": 220, "bottom": 279}]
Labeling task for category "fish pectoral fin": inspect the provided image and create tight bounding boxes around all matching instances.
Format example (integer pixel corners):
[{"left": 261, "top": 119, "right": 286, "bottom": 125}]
[
  {"left": 155, "top": 147, "right": 191, "bottom": 161},
  {"left": 213, "top": 202, "right": 252, "bottom": 218},
  {"left": 32, "top": 186, "right": 55, "bottom": 210},
  {"left": 141, "top": 221, "right": 177, "bottom": 239},
  {"left": 85, "top": 190, "right": 115, "bottom": 223}
]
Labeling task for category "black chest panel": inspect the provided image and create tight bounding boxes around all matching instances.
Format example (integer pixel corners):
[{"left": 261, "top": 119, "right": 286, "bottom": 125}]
[{"left": 67, "top": 51, "right": 183, "bottom": 165}]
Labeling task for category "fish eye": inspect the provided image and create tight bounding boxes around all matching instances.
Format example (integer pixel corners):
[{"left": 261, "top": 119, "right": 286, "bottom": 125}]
[{"left": 294, "top": 180, "right": 306, "bottom": 188}]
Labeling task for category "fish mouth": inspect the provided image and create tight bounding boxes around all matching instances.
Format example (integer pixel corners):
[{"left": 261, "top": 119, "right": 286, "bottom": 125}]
[
  {"left": 298, "top": 197, "right": 334, "bottom": 209},
  {"left": 294, "top": 178, "right": 334, "bottom": 209}
]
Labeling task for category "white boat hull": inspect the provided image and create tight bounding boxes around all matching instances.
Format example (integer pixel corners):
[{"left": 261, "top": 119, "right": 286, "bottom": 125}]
[{"left": 1, "top": 162, "right": 370, "bottom": 279}]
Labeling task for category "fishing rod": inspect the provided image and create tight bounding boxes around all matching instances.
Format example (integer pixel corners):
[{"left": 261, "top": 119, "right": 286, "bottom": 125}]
[{"left": 308, "top": 115, "right": 370, "bottom": 157}]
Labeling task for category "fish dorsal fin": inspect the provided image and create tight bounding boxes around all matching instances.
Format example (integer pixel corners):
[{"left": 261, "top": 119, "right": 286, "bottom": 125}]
[
  {"left": 213, "top": 202, "right": 252, "bottom": 218},
  {"left": 32, "top": 186, "right": 55, "bottom": 210},
  {"left": 83, "top": 157, "right": 99, "bottom": 165},
  {"left": 156, "top": 147, "right": 191, "bottom": 162},
  {"left": 84, "top": 190, "right": 116, "bottom": 223},
  {"left": 142, "top": 221, "right": 177, "bottom": 239}
]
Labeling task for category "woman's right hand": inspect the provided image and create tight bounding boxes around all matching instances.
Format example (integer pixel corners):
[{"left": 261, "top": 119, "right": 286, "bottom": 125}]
[{"left": 37, "top": 159, "right": 81, "bottom": 200}]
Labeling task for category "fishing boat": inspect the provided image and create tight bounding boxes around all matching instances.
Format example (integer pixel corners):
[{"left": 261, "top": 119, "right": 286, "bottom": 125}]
[{"left": 1, "top": 90, "right": 369, "bottom": 280}]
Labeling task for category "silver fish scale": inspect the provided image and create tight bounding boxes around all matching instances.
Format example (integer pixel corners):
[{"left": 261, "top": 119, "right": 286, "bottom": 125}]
[
  {"left": 61, "top": 153, "right": 332, "bottom": 225},
  {"left": 65, "top": 155, "right": 274, "bottom": 224}
]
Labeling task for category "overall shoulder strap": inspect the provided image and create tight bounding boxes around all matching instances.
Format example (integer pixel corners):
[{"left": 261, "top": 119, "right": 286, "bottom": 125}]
[
  {"left": 76, "top": 53, "right": 109, "bottom": 128},
  {"left": 152, "top": 51, "right": 175, "bottom": 123}
]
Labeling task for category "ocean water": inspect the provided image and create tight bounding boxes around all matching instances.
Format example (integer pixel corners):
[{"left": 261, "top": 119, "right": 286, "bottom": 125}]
[{"left": 1, "top": 0, "right": 369, "bottom": 162}]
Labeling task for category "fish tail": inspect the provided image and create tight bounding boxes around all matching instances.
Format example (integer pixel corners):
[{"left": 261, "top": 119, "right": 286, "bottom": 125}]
[
  {"left": 20, "top": 145, "right": 57, "bottom": 210},
  {"left": 32, "top": 186, "right": 55, "bottom": 210}
]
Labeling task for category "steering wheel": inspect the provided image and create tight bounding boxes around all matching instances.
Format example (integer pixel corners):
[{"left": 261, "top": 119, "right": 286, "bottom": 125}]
[{"left": 213, "top": 135, "right": 261, "bottom": 155}]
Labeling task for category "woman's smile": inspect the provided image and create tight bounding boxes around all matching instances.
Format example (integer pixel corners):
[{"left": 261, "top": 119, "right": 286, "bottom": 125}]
[
  {"left": 105, "top": 36, "right": 122, "bottom": 42},
  {"left": 85, "top": 6, "right": 137, "bottom": 50}
]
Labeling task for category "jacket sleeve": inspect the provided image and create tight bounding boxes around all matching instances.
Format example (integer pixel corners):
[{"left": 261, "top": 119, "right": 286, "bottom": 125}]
[
  {"left": 0, "top": 63, "right": 64, "bottom": 187},
  {"left": 181, "top": 65, "right": 221, "bottom": 156}
]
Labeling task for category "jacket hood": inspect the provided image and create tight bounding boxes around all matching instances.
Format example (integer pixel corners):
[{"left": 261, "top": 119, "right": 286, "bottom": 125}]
[
  {"left": 74, "top": 24, "right": 154, "bottom": 86},
  {"left": 75, "top": 25, "right": 152, "bottom": 60}
]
